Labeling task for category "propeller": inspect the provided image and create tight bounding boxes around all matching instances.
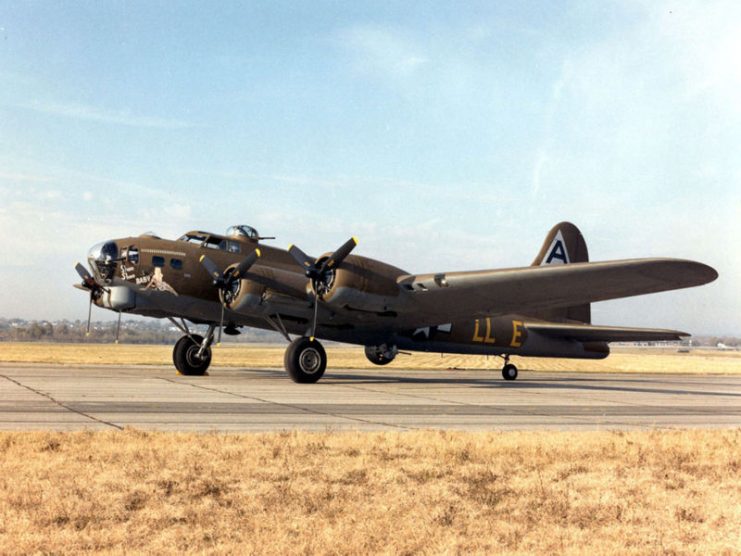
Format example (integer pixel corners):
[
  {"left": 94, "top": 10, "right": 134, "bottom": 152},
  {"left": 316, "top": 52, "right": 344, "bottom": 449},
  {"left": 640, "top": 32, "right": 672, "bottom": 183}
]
[
  {"left": 75, "top": 263, "right": 99, "bottom": 292},
  {"left": 75, "top": 262, "right": 106, "bottom": 336},
  {"left": 199, "top": 248, "right": 261, "bottom": 344},
  {"left": 287, "top": 237, "right": 358, "bottom": 339}
]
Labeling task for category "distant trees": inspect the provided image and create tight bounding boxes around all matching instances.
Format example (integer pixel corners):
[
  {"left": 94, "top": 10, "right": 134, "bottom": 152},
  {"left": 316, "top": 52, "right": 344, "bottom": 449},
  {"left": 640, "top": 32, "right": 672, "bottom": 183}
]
[
  {"left": 0, "top": 318, "right": 282, "bottom": 344},
  {"left": 0, "top": 320, "right": 178, "bottom": 343},
  {"left": 7, "top": 320, "right": 55, "bottom": 341},
  {"left": 702, "top": 337, "right": 740, "bottom": 348}
]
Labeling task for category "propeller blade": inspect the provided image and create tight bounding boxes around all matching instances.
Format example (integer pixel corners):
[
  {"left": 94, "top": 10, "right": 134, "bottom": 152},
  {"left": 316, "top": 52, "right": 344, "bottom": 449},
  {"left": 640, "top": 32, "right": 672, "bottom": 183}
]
[
  {"left": 75, "top": 262, "right": 92, "bottom": 281},
  {"left": 320, "top": 237, "right": 358, "bottom": 273},
  {"left": 199, "top": 255, "right": 223, "bottom": 283},
  {"left": 217, "top": 302, "right": 224, "bottom": 346},
  {"left": 86, "top": 293, "right": 93, "bottom": 337},
  {"left": 115, "top": 311, "right": 122, "bottom": 344},
  {"left": 75, "top": 262, "right": 99, "bottom": 290},
  {"left": 233, "top": 248, "right": 262, "bottom": 280},
  {"left": 310, "top": 294, "right": 320, "bottom": 340},
  {"left": 288, "top": 244, "right": 315, "bottom": 271}
]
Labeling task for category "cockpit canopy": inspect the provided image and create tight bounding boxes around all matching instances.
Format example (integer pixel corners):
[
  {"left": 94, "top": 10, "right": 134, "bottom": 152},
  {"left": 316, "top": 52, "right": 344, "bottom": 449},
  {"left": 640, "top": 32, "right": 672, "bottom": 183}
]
[{"left": 177, "top": 225, "right": 269, "bottom": 254}]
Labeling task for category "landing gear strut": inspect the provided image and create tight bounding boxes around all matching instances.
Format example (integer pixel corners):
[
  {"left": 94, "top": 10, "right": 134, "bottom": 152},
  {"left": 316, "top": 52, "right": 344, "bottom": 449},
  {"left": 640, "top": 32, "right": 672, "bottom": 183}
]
[
  {"left": 501, "top": 355, "right": 518, "bottom": 381},
  {"left": 284, "top": 337, "right": 327, "bottom": 383}
]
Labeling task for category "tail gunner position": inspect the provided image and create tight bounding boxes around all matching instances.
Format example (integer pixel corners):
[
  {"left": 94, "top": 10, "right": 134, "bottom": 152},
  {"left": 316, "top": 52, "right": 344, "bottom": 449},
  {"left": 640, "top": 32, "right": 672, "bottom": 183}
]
[{"left": 75, "top": 222, "right": 718, "bottom": 383}]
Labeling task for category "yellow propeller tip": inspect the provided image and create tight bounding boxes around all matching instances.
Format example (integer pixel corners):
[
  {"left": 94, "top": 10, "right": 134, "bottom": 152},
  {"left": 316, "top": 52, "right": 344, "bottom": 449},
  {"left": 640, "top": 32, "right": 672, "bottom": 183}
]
[
  {"left": 255, "top": 248, "right": 261, "bottom": 257},
  {"left": 199, "top": 255, "right": 205, "bottom": 262},
  {"left": 309, "top": 336, "right": 315, "bottom": 342},
  {"left": 352, "top": 236, "right": 359, "bottom": 245},
  {"left": 288, "top": 244, "right": 294, "bottom": 250}
]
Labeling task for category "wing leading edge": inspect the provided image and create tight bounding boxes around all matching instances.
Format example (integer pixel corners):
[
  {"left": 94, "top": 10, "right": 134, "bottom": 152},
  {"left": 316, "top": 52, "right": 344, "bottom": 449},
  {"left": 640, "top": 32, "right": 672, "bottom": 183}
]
[{"left": 398, "top": 258, "right": 717, "bottom": 326}]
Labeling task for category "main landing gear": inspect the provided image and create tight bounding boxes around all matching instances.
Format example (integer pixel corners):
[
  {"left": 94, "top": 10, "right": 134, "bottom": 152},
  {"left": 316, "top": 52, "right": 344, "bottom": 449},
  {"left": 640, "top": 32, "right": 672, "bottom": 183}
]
[
  {"left": 171, "top": 321, "right": 216, "bottom": 376},
  {"left": 284, "top": 337, "right": 327, "bottom": 383},
  {"left": 500, "top": 354, "right": 518, "bottom": 380},
  {"left": 266, "top": 314, "right": 328, "bottom": 383},
  {"left": 173, "top": 333, "right": 213, "bottom": 376}
]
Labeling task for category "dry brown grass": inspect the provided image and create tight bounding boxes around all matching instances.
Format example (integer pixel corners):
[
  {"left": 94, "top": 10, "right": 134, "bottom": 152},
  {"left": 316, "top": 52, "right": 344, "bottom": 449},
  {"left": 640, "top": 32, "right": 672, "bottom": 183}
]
[
  {"left": 0, "top": 429, "right": 739, "bottom": 554},
  {"left": 1, "top": 341, "right": 740, "bottom": 374}
]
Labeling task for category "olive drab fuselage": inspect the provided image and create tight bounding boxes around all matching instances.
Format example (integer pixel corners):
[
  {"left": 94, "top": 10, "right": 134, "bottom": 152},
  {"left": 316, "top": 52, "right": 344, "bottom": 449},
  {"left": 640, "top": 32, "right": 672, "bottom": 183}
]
[{"left": 86, "top": 227, "right": 608, "bottom": 360}]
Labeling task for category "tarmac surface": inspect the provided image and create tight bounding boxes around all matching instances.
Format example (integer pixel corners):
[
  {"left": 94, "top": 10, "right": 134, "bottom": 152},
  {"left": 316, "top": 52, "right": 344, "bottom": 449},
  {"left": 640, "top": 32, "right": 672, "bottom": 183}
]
[{"left": 1, "top": 363, "right": 740, "bottom": 431}]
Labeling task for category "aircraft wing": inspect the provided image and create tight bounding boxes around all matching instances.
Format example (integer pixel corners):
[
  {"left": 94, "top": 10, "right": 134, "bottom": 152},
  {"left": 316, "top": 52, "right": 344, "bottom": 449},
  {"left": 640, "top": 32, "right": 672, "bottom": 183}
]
[
  {"left": 524, "top": 322, "right": 688, "bottom": 342},
  {"left": 397, "top": 258, "right": 717, "bottom": 326}
]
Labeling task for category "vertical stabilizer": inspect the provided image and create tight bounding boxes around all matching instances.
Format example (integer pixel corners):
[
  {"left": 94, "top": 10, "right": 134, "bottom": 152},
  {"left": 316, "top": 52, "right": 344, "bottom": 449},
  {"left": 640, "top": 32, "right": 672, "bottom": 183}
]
[
  {"left": 532, "top": 221, "right": 588, "bottom": 266},
  {"left": 530, "top": 222, "right": 591, "bottom": 323}
]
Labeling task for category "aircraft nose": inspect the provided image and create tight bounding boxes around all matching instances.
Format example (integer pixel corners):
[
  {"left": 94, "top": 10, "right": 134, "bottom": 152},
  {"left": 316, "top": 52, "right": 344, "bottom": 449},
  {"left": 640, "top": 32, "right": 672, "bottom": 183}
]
[
  {"left": 87, "top": 240, "right": 119, "bottom": 281},
  {"left": 88, "top": 241, "right": 119, "bottom": 264}
]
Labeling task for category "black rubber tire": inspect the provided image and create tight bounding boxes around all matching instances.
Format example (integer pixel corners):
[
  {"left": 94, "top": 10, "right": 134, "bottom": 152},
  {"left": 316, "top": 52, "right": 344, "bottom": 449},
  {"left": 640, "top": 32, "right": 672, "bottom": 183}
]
[
  {"left": 174, "top": 334, "right": 211, "bottom": 376},
  {"left": 172, "top": 336, "right": 189, "bottom": 370},
  {"left": 502, "top": 363, "right": 518, "bottom": 381},
  {"left": 364, "top": 345, "right": 394, "bottom": 366},
  {"left": 284, "top": 337, "right": 327, "bottom": 383}
]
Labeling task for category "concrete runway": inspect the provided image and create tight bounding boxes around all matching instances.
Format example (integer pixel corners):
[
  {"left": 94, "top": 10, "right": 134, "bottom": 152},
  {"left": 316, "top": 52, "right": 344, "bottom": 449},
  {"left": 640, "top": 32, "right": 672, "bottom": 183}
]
[{"left": 1, "top": 363, "right": 740, "bottom": 431}]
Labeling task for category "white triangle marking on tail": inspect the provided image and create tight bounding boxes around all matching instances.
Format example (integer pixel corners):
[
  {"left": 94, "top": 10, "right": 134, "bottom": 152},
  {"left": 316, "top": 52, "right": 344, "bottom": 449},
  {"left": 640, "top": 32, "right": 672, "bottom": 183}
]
[{"left": 541, "top": 230, "right": 570, "bottom": 265}]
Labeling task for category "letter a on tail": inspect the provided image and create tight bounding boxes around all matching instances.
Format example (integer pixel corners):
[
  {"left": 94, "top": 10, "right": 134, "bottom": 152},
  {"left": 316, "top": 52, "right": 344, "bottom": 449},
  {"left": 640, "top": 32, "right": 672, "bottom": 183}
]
[{"left": 542, "top": 230, "right": 570, "bottom": 265}]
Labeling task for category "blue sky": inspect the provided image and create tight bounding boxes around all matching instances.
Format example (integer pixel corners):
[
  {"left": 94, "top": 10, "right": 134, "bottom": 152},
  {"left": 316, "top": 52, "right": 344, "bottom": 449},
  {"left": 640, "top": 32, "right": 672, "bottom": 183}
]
[{"left": 0, "top": 1, "right": 738, "bottom": 334}]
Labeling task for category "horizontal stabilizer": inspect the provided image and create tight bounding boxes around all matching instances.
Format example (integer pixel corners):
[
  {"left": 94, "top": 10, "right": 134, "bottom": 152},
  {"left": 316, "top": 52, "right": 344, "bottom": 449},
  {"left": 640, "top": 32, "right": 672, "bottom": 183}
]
[{"left": 525, "top": 322, "right": 688, "bottom": 343}]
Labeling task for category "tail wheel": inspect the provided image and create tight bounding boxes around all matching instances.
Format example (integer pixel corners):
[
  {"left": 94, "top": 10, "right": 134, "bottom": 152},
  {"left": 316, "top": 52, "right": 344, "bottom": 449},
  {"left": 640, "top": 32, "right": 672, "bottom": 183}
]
[
  {"left": 174, "top": 334, "right": 211, "bottom": 376},
  {"left": 502, "top": 363, "right": 518, "bottom": 381},
  {"left": 284, "top": 337, "right": 327, "bottom": 383}
]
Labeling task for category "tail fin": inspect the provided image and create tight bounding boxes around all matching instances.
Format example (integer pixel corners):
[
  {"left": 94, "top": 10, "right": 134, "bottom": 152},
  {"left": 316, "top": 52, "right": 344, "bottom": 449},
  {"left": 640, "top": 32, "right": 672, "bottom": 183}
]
[
  {"left": 530, "top": 222, "right": 591, "bottom": 323},
  {"left": 531, "top": 221, "right": 589, "bottom": 266}
]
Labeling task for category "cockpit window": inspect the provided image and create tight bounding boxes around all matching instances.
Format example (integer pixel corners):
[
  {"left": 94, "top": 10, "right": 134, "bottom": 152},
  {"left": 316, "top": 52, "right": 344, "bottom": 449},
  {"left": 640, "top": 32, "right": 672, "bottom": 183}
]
[
  {"left": 127, "top": 246, "right": 140, "bottom": 264},
  {"left": 178, "top": 230, "right": 258, "bottom": 252},
  {"left": 202, "top": 236, "right": 224, "bottom": 250},
  {"left": 177, "top": 232, "right": 233, "bottom": 251},
  {"left": 178, "top": 233, "right": 208, "bottom": 244}
]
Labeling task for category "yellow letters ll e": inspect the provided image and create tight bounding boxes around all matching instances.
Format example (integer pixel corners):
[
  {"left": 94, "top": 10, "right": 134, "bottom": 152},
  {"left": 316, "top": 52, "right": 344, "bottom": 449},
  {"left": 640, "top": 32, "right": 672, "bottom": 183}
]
[{"left": 510, "top": 320, "right": 524, "bottom": 347}]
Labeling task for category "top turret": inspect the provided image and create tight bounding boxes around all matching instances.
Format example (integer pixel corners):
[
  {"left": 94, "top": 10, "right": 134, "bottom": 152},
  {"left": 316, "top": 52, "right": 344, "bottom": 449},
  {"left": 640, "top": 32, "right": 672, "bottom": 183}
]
[{"left": 226, "top": 225, "right": 260, "bottom": 241}]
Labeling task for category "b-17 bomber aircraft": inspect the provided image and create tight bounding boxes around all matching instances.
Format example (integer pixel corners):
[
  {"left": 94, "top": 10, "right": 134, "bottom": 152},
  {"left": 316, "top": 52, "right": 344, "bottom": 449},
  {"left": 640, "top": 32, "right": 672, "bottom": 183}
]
[{"left": 75, "top": 222, "right": 718, "bottom": 382}]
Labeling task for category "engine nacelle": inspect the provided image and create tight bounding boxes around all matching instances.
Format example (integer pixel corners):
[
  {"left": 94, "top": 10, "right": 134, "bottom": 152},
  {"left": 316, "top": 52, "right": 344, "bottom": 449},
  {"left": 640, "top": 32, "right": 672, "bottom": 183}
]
[
  {"left": 318, "top": 255, "right": 405, "bottom": 313},
  {"left": 98, "top": 286, "right": 136, "bottom": 311},
  {"left": 223, "top": 278, "right": 266, "bottom": 313}
]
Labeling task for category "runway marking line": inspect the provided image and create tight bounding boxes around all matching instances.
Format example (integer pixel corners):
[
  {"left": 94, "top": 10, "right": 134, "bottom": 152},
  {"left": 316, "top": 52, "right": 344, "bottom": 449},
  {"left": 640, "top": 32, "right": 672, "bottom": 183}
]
[
  {"left": 0, "top": 374, "right": 124, "bottom": 431},
  {"left": 157, "top": 376, "right": 418, "bottom": 431}
]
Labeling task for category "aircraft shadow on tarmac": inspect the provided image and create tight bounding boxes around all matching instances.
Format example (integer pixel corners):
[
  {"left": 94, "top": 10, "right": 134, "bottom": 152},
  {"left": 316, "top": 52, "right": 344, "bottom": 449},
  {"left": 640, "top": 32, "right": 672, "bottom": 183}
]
[{"left": 227, "top": 368, "right": 740, "bottom": 399}]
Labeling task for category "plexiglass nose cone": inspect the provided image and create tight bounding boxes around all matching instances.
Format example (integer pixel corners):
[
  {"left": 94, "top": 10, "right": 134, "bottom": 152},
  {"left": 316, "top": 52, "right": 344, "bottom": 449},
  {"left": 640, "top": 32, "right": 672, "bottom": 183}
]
[{"left": 88, "top": 241, "right": 119, "bottom": 263}]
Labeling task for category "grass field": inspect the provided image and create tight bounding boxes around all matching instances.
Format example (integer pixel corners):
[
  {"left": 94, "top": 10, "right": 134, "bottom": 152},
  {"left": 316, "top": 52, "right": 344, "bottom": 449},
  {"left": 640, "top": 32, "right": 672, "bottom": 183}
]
[
  {"left": 0, "top": 429, "right": 739, "bottom": 554},
  {"left": 1, "top": 341, "right": 740, "bottom": 374}
]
